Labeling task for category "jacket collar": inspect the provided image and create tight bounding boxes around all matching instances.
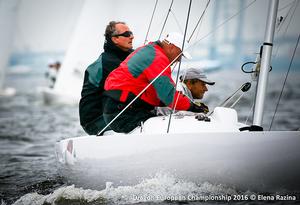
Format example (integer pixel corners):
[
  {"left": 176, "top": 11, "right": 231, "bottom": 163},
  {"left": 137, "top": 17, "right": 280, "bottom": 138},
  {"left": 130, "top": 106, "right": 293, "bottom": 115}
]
[{"left": 103, "top": 38, "right": 133, "bottom": 60}]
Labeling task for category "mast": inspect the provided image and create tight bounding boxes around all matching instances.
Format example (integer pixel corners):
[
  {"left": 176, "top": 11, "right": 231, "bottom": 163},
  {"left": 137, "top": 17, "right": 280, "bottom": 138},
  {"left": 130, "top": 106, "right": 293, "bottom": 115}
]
[{"left": 253, "top": 0, "right": 279, "bottom": 127}]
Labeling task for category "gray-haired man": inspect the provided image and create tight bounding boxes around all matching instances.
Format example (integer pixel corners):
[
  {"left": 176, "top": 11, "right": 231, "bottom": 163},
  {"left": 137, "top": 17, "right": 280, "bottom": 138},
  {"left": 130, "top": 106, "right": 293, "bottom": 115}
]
[{"left": 79, "top": 21, "right": 134, "bottom": 135}]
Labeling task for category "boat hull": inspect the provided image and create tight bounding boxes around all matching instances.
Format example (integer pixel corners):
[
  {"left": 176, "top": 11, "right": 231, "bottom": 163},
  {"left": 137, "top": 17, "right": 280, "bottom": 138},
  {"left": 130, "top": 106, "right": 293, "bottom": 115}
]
[
  {"left": 40, "top": 87, "right": 80, "bottom": 105},
  {"left": 0, "top": 87, "right": 16, "bottom": 96},
  {"left": 56, "top": 131, "right": 300, "bottom": 192}
]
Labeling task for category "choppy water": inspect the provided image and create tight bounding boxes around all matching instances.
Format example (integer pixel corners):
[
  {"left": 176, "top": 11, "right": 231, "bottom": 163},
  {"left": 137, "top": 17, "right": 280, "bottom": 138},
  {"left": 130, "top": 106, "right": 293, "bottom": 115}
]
[{"left": 0, "top": 63, "right": 300, "bottom": 204}]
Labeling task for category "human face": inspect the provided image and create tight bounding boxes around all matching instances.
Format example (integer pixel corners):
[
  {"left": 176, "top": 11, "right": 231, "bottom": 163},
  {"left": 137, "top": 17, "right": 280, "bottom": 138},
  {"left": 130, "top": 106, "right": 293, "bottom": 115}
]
[
  {"left": 111, "top": 24, "right": 134, "bottom": 51},
  {"left": 186, "top": 79, "right": 208, "bottom": 99},
  {"left": 169, "top": 44, "right": 183, "bottom": 63}
]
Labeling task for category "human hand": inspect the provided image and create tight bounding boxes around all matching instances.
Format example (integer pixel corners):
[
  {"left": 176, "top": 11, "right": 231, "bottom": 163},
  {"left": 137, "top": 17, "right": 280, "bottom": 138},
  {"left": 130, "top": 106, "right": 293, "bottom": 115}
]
[{"left": 188, "top": 102, "right": 209, "bottom": 114}]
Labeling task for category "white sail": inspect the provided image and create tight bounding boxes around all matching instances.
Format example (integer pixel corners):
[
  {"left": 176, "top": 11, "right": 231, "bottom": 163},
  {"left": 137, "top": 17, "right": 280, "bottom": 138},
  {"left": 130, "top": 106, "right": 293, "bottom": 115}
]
[
  {"left": 51, "top": 0, "right": 111, "bottom": 103},
  {"left": 0, "top": 0, "right": 19, "bottom": 96}
]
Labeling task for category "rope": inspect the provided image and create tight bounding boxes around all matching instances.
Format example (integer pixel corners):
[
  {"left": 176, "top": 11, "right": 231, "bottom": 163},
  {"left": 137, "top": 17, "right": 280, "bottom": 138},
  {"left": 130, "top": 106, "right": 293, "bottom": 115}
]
[
  {"left": 278, "top": 0, "right": 297, "bottom": 11},
  {"left": 187, "top": 0, "right": 256, "bottom": 49},
  {"left": 245, "top": 94, "right": 255, "bottom": 125},
  {"left": 144, "top": 0, "right": 159, "bottom": 45},
  {"left": 97, "top": 52, "right": 184, "bottom": 136},
  {"left": 273, "top": 0, "right": 298, "bottom": 58},
  {"left": 157, "top": 0, "right": 256, "bottom": 62},
  {"left": 269, "top": 33, "right": 300, "bottom": 131},
  {"left": 188, "top": 1, "right": 210, "bottom": 56},
  {"left": 170, "top": 10, "right": 184, "bottom": 33},
  {"left": 97, "top": 0, "right": 257, "bottom": 135},
  {"left": 244, "top": 1, "right": 298, "bottom": 125},
  {"left": 158, "top": 0, "right": 174, "bottom": 39},
  {"left": 276, "top": 0, "right": 295, "bottom": 34},
  {"left": 188, "top": 0, "right": 211, "bottom": 42},
  {"left": 230, "top": 93, "right": 246, "bottom": 108},
  {"left": 167, "top": 0, "right": 193, "bottom": 133}
]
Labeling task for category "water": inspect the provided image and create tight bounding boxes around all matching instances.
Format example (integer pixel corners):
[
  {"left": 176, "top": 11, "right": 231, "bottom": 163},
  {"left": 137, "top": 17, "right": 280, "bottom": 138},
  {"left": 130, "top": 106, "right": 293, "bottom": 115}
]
[
  {"left": 0, "top": 73, "right": 84, "bottom": 204},
  {"left": 0, "top": 58, "right": 300, "bottom": 204}
]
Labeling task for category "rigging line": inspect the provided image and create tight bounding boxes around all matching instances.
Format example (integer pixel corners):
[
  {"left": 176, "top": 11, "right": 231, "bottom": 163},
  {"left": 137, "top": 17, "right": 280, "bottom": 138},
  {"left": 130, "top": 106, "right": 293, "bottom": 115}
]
[
  {"left": 167, "top": 0, "right": 193, "bottom": 133},
  {"left": 269, "top": 33, "right": 300, "bottom": 131},
  {"left": 275, "top": 0, "right": 297, "bottom": 34},
  {"left": 96, "top": 1, "right": 253, "bottom": 136},
  {"left": 158, "top": 0, "right": 174, "bottom": 39},
  {"left": 278, "top": 0, "right": 297, "bottom": 11},
  {"left": 230, "top": 93, "right": 245, "bottom": 108},
  {"left": 189, "top": 1, "right": 209, "bottom": 55},
  {"left": 97, "top": 51, "right": 184, "bottom": 136},
  {"left": 273, "top": 0, "right": 299, "bottom": 58},
  {"left": 170, "top": 10, "right": 184, "bottom": 33},
  {"left": 187, "top": 0, "right": 256, "bottom": 49},
  {"left": 188, "top": 0, "right": 211, "bottom": 43},
  {"left": 245, "top": 97, "right": 255, "bottom": 125},
  {"left": 144, "top": 0, "right": 159, "bottom": 45},
  {"left": 219, "top": 83, "right": 248, "bottom": 107},
  {"left": 244, "top": 78, "right": 255, "bottom": 125}
]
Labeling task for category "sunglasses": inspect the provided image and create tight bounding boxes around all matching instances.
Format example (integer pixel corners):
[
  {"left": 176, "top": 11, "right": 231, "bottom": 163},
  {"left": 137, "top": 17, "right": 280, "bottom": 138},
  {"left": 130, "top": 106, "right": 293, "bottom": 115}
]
[{"left": 112, "top": 31, "right": 133, "bottom": 37}]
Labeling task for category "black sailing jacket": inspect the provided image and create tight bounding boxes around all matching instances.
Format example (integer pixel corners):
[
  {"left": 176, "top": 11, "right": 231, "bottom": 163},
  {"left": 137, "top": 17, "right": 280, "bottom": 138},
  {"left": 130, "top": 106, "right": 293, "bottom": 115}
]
[{"left": 79, "top": 39, "right": 133, "bottom": 127}]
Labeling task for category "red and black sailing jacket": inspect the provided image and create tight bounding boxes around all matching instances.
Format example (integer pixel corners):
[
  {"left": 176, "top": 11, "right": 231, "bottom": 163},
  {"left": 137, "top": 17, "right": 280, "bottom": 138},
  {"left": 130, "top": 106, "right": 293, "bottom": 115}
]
[{"left": 104, "top": 41, "right": 192, "bottom": 111}]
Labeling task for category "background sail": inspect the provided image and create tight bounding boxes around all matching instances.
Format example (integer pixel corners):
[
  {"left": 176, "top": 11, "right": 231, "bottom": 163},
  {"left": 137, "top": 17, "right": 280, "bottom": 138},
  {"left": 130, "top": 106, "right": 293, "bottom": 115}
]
[
  {"left": 52, "top": 0, "right": 113, "bottom": 101},
  {"left": 52, "top": 0, "right": 204, "bottom": 104},
  {"left": 0, "top": 0, "right": 19, "bottom": 94}
]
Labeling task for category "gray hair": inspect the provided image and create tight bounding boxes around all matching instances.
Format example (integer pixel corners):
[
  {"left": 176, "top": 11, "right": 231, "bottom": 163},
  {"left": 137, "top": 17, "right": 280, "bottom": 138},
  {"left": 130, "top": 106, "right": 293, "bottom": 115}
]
[{"left": 104, "top": 21, "right": 126, "bottom": 40}]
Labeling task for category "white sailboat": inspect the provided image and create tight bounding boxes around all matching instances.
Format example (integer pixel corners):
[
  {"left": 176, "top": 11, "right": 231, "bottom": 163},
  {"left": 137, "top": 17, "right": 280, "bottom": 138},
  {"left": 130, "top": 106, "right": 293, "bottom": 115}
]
[
  {"left": 41, "top": 0, "right": 109, "bottom": 105},
  {"left": 0, "top": 0, "right": 19, "bottom": 97},
  {"left": 55, "top": 0, "right": 300, "bottom": 193},
  {"left": 40, "top": 0, "right": 154, "bottom": 105}
]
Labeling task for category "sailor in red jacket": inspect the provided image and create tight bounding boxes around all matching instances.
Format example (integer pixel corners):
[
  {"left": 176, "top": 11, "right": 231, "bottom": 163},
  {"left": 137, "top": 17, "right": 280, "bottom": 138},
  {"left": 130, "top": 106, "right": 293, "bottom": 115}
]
[{"left": 103, "top": 32, "right": 208, "bottom": 133}]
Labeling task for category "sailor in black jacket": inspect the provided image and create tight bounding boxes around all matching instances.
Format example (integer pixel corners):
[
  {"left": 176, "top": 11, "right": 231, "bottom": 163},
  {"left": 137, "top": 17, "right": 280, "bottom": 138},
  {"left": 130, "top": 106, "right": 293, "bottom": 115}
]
[{"left": 79, "top": 21, "right": 134, "bottom": 135}]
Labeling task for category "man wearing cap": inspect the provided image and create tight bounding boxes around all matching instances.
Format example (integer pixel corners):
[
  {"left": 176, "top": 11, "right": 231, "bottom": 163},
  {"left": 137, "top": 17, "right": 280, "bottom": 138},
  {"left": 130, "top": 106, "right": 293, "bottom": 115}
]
[
  {"left": 180, "top": 67, "right": 215, "bottom": 102},
  {"left": 102, "top": 32, "right": 208, "bottom": 133},
  {"left": 157, "top": 68, "right": 214, "bottom": 116}
]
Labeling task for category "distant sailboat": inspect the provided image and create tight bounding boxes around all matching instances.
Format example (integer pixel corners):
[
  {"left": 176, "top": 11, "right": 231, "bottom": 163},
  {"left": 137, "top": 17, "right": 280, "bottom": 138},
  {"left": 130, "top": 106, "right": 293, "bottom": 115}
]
[
  {"left": 0, "top": 0, "right": 19, "bottom": 96},
  {"left": 41, "top": 0, "right": 116, "bottom": 105}
]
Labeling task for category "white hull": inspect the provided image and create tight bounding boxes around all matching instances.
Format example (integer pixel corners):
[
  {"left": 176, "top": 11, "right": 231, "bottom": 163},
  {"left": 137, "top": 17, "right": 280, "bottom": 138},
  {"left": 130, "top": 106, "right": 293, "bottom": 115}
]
[
  {"left": 40, "top": 87, "right": 80, "bottom": 105},
  {"left": 55, "top": 108, "right": 300, "bottom": 192},
  {"left": 0, "top": 87, "right": 16, "bottom": 97}
]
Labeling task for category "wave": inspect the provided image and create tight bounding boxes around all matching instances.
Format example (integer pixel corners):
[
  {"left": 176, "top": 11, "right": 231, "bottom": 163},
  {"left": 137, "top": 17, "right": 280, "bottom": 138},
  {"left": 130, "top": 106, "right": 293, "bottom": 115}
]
[{"left": 12, "top": 173, "right": 247, "bottom": 205}]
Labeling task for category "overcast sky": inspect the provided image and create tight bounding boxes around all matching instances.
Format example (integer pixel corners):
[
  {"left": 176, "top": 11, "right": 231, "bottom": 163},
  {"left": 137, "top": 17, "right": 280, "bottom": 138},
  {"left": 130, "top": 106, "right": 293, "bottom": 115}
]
[
  {"left": 13, "top": 0, "right": 83, "bottom": 52},
  {"left": 10, "top": 0, "right": 300, "bottom": 57}
]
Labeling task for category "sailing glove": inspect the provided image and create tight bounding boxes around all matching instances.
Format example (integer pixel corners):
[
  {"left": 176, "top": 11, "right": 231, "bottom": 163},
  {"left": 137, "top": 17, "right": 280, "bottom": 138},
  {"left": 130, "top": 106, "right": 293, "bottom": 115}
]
[{"left": 188, "top": 102, "right": 209, "bottom": 114}]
